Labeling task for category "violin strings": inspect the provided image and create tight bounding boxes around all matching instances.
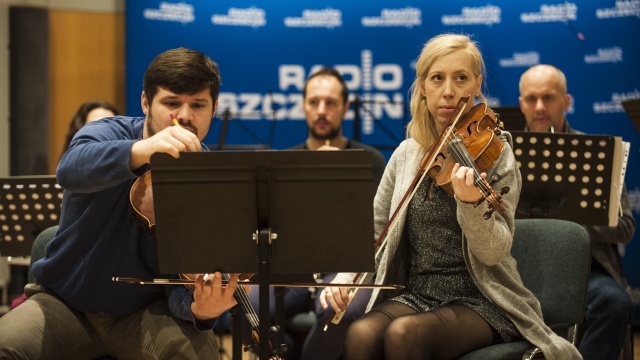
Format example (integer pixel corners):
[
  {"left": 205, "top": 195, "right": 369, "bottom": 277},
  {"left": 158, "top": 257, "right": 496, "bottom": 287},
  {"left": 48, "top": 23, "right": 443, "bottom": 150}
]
[
  {"left": 222, "top": 273, "right": 260, "bottom": 331},
  {"left": 445, "top": 135, "right": 493, "bottom": 197},
  {"left": 426, "top": 106, "right": 493, "bottom": 197},
  {"left": 439, "top": 105, "right": 492, "bottom": 196}
]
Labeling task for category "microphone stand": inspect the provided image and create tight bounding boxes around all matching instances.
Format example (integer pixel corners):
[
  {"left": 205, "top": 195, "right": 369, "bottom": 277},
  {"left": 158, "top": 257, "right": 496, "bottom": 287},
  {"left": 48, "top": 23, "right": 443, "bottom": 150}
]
[
  {"left": 351, "top": 93, "right": 406, "bottom": 150},
  {"left": 212, "top": 107, "right": 275, "bottom": 150}
]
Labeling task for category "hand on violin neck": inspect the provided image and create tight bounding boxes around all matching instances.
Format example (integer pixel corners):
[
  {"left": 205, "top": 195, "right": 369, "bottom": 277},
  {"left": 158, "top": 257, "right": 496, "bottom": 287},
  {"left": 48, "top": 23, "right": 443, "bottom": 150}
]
[
  {"left": 190, "top": 272, "right": 240, "bottom": 321},
  {"left": 450, "top": 163, "right": 485, "bottom": 204}
]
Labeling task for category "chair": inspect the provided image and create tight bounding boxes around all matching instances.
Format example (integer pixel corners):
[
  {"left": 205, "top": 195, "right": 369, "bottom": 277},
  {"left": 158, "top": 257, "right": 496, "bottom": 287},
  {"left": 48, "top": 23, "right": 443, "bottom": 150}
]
[
  {"left": 621, "top": 323, "right": 634, "bottom": 360},
  {"left": 28, "top": 225, "right": 59, "bottom": 283},
  {"left": 26, "top": 224, "right": 115, "bottom": 360},
  {"left": 459, "top": 218, "right": 591, "bottom": 360},
  {"left": 0, "top": 256, "right": 10, "bottom": 314}
]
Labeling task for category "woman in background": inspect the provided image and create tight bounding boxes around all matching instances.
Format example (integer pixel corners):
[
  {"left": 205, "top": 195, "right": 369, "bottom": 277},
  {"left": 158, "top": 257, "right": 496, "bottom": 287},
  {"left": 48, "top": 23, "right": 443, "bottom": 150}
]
[{"left": 61, "top": 100, "right": 120, "bottom": 157}]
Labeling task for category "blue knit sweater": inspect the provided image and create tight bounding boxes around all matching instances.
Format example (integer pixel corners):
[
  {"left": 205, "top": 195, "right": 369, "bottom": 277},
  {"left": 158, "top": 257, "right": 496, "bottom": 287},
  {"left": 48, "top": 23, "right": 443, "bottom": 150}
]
[{"left": 32, "top": 116, "right": 214, "bottom": 330}]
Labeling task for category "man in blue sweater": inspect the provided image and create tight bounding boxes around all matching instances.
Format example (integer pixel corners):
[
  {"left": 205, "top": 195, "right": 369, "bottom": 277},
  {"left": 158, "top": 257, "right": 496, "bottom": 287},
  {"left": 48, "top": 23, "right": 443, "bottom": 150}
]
[{"left": 0, "top": 48, "right": 242, "bottom": 359}]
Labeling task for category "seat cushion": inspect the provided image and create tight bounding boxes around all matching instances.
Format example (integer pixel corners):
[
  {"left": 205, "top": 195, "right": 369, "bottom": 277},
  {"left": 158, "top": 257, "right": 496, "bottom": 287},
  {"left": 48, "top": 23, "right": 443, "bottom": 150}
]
[
  {"left": 286, "top": 311, "right": 316, "bottom": 333},
  {"left": 458, "top": 340, "right": 535, "bottom": 360}
]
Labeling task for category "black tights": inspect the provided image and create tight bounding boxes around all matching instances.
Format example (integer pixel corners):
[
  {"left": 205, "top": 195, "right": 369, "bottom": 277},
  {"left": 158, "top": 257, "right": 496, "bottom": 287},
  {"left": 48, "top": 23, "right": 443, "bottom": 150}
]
[{"left": 343, "top": 301, "right": 501, "bottom": 360}]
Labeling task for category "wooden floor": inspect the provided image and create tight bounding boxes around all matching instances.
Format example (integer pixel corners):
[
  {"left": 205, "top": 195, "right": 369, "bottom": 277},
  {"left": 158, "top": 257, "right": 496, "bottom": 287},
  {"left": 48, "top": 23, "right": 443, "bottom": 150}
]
[
  {"left": 217, "top": 331, "right": 640, "bottom": 359},
  {"left": 218, "top": 334, "right": 253, "bottom": 360}
]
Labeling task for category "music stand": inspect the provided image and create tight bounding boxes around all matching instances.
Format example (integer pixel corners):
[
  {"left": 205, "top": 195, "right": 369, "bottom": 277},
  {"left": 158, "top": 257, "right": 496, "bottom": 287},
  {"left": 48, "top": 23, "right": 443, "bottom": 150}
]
[
  {"left": 493, "top": 106, "right": 526, "bottom": 131},
  {"left": 622, "top": 99, "right": 640, "bottom": 135},
  {"left": 0, "top": 176, "right": 63, "bottom": 257},
  {"left": 150, "top": 150, "right": 376, "bottom": 360},
  {"left": 511, "top": 131, "right": 625, "bottom": 227}
]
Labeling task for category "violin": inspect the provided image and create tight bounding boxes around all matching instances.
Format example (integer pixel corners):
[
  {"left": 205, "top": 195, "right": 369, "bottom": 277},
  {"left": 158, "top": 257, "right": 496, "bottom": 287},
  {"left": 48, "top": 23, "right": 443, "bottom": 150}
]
[
  {"left": 130, "top": 171, "right": 156, "bottom": 236},
  {"left": 326, "top": 96, "right": 509, "bottom": 328},
  {"left": 129, "top": 171, "right": 285, "bottom": 359},
  {"left": 422, "top": 96, "right": 509, "bottom": 219},
  {"left": 178, "top": 274, "right": 286, "bottom": 359}
]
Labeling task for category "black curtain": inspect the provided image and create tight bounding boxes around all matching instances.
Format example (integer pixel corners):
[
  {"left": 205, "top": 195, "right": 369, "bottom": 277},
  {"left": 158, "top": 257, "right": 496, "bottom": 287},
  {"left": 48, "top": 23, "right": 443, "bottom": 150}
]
[
  {"left": 10, "top": 7, "right": 49, "bottom": 175},
  {"left": 7, "top": 6, "right": 49, "bottom": 297}
]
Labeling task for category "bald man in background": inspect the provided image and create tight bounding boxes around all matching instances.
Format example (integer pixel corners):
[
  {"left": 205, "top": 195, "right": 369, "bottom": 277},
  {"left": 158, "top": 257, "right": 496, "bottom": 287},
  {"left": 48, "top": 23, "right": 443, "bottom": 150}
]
[{"left": 519, "top": 64, "right": 636, "bottom": 360}]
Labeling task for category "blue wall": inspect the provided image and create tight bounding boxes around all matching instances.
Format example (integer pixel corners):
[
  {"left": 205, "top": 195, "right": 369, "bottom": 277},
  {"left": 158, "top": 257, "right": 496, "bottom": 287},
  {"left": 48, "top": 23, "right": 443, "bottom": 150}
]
[{"left": 125, "top": 1, "right": 640, "bottom": 319}]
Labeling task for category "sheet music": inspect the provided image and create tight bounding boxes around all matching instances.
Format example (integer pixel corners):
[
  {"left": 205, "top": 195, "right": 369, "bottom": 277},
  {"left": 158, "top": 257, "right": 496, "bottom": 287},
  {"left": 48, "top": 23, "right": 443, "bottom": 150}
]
[
  {"left": 608, "top": 137, "right": 627, "bottom": 226},
  {"left": 618, "top": 140, "right": 630, "bottom": 217}
]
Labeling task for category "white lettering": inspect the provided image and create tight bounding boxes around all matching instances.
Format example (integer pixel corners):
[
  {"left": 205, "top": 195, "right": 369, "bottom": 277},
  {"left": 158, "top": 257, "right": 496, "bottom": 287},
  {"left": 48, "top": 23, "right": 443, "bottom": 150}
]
[
  {"left": 279, "top": 65, "right": 306, "bottom": 91},
  {"left": 218, "top": 93, "right": 239, "bottom": 114},
  {"left": 288, "top": 94, "right": 305, "bottom": 120},
  {"left": 217, "top": 91, "right": 402, "bottom": 122},
  {"left": 372, "top": 93, "right": 405, "bottom": 120},
  {"left": 239, "top": 94, "right": 262, "bottom": 119},
  {"left": 263, "top": 93, "right": 289, "bottom": 120},
  {"left": 373, "top": 65, "right": 403, "bottom": 90},
  {"left": 334, "top": 65, "right": 362, "bottom": 90}
]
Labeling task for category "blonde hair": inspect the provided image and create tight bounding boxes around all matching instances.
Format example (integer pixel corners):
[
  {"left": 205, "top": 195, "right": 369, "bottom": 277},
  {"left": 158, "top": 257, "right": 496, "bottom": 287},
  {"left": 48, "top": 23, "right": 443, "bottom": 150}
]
[{"left": 406, "top": 34, "right": 486, "bottom": 151}]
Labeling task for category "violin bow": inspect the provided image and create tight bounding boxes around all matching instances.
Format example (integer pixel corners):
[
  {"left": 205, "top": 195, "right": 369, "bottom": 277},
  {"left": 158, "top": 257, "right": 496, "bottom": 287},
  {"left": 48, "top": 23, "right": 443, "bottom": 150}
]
[
  {"left": 111, "top": 277, "right": 404, "bottom": 290},
  {"left": 326, "top": 97, "right": 472, "bottom": 328}
]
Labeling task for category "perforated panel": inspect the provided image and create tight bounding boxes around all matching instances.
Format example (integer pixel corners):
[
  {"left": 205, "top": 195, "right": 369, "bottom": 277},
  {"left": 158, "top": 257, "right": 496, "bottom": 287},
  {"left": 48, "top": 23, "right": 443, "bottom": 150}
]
[
  {"left": 512, "top": 131, "right": 618, "bottom": 226},
  {"left": 0, "top": 176, "right": 63, "bottom": 256}
]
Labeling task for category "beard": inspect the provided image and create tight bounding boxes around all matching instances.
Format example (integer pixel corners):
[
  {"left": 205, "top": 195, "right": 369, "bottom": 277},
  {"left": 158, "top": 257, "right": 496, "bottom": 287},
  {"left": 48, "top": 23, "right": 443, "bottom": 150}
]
[
  {"left": 309, "top": 120, "right": 341, "bottom": 141},
  {"left": 146, "top": 111, "right": 160, "bottom": 137}
]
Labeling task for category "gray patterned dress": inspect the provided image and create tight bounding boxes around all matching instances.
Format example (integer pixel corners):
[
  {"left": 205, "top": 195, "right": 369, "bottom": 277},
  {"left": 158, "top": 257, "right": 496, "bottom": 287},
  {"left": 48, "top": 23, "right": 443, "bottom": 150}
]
[{"left": 389, "top": 178, "right": 518, "bottom": 341}]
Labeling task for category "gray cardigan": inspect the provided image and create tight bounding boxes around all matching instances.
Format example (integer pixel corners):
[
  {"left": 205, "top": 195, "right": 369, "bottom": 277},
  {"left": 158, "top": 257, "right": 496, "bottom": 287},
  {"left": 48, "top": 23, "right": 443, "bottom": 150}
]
[{"left": 334, "top": 133, "right": 582, "bottom": 359}]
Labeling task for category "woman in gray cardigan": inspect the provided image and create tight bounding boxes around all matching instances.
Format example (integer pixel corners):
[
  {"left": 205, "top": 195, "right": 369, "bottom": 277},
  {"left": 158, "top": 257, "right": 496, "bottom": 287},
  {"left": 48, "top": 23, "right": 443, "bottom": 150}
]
[{"left": 319, "top": 34, "right": 582, "bottom": 360}]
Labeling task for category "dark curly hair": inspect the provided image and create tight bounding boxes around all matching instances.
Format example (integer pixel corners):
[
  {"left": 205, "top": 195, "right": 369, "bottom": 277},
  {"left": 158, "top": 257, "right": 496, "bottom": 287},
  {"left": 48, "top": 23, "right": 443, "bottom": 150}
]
[{"left": 62, "top": 100, "right": 120, "bottom": 155}]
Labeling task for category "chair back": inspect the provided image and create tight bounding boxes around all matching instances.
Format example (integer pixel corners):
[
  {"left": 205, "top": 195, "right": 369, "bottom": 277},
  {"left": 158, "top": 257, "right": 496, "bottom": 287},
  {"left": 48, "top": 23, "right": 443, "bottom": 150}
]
[
  {"left": 511, "top": 218, "right": 590, "bottom": 328},
  {"left": 28, "top": 225, "right": 59, "bottom": 283}
]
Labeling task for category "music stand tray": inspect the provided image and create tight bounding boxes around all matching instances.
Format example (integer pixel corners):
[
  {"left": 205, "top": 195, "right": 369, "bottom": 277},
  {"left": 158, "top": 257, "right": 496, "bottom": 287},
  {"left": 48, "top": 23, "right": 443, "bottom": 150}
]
[
  {"left": 511, "top": 131, "right": 625, "bottom": 227},
  {"left": 0, "top": 176, "right": 63, "bottom": 256}
]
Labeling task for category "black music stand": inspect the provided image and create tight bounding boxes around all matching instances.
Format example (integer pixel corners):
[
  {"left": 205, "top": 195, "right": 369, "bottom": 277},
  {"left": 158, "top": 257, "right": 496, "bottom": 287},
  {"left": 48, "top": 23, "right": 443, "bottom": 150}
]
[
  {"left": 0, "top": 176, "right": 63, "bottom": 256},
  {"left": 493, "top": 106, "right": 526, "bottom": 131},
  {"left": 511, "top": 131, "right": 625, "bottom": 226},
  {"left": 622, "top": 98, "right": 640, "bottom": 138},
  {"left": 150, "top": 150, "right": 376, "bottom": 360}
]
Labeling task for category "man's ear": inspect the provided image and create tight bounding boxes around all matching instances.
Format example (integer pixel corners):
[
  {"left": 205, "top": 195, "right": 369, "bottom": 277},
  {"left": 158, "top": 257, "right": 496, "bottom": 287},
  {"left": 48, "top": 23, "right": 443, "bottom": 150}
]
[
  {"left": 212, "top": 99, "right": 219, "bottom": 118},
  {"left": 342, "top": 100, "right": 350, "bottom": 117},
  {"left": 141, "top": 91, "right": 149, "bottom": 116},
  {"left": 563, "top": 93, "right": 572, "bottom": 112}
]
